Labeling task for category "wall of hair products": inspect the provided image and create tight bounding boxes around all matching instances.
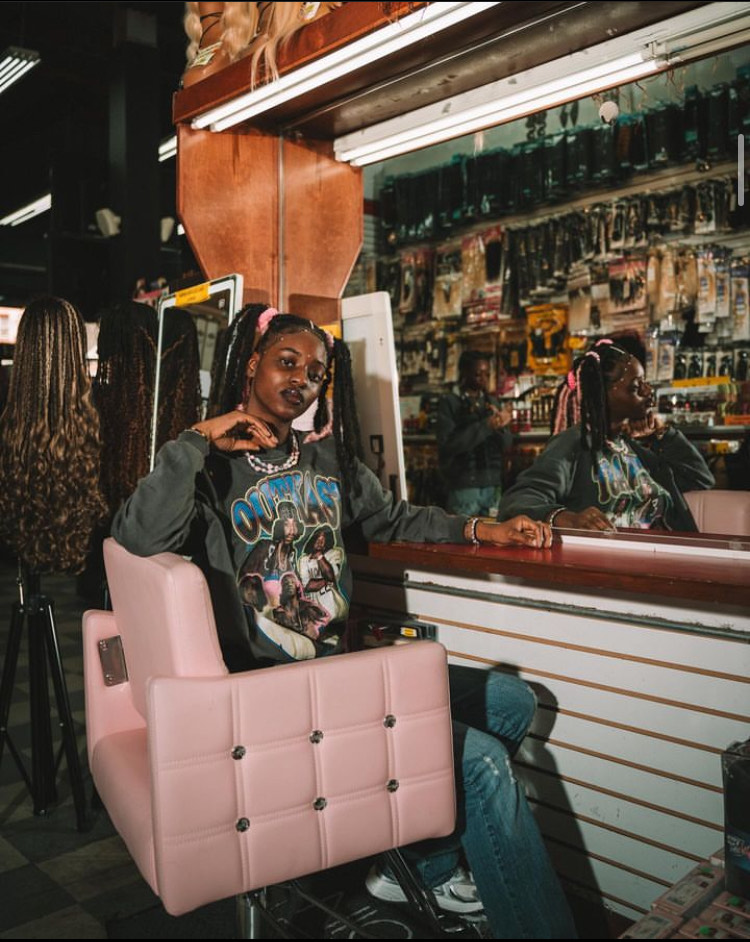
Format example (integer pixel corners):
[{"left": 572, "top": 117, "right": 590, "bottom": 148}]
[{"left": 351, "top": 44, "right": 750, "bottom": 501}]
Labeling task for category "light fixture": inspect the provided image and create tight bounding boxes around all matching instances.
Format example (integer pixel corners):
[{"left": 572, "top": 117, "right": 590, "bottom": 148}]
[
  {"left": 158, "top": 135, "right": 177, "bottom": 162},
  {"left": 160, "top": 216, "right": 175, "bottom": 242},
  {"left": 0, "top": 193, "right": 51, "bottom": 226},
  {"left": 191, "top": 1, "right": 502, "bottom": 132},
  {"left": 336, "top": 52, "right": 662, "bottom": 165},
  {"left": 0, "top": 47, "right": 40, "bottom": 96},
  {"left": 95, "top": 208, "right": 121, "bottom": 237},
  {"left": 334, "top": 0, "right": 750, "bottom": 166}
]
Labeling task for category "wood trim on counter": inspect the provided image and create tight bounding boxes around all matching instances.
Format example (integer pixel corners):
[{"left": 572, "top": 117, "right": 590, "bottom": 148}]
[{"left": 367, "top": 539, "right": 750, "bottom": 607}]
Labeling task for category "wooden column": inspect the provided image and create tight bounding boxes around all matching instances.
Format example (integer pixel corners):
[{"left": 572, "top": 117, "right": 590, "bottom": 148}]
[{"left": 177, "top": 125, "right": 362, "bottom": 320}]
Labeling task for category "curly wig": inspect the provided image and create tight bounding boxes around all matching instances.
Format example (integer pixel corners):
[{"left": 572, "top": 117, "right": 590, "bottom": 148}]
[{"left": 0, "top": 297, "right": 108, "bottom": 574}]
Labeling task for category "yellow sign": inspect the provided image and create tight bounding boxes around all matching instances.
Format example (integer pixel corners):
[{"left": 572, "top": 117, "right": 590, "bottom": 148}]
[
  {"left": 671, "top": 376, "right": 730, "bottom": 388},
  {"left": 174, "top": 282, "right": 210, "bottom": 307}
]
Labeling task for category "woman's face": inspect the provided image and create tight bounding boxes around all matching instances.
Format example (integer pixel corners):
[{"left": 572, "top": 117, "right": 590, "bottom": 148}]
[
  {"left": 607, "top": 358, "right": 654, "bottom": 425},
  {"left": 246, "top": 330, "right": 327, "bottom": 430}
]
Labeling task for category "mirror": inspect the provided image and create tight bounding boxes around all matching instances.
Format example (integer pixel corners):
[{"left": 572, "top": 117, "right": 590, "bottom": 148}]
[
  {"left": 342, "top": 291, "right": 407, "bottom": 501},
  {"left": 359, "top": 33, "right": 750, "bottom": 539},
  {"left": 151, "top": 273, "right": 244, "bottom": 468}
]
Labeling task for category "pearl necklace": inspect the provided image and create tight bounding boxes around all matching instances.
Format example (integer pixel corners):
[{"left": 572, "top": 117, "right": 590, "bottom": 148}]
[{"left": 245, "top": 430, "right": 300, "bottom": 475}]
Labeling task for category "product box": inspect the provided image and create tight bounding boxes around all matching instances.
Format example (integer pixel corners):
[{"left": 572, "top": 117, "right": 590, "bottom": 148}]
[
  {"left": 651, "top": 863, "right": 725, "bottom": 921},
  {"left": 619, "top": 908, "right": 685, "bottom": 938},
  {"left": 714, "top": 892, "right": 750, "bottom": 919},
  {"left": 723, "top": 740, "right": 750, "bottom": 899},
  {"left": 680, "top": 903, "right": 750, "bottom": 938},
  {"left": 678, "top": 916, "right": 737, "bottom": 938}
]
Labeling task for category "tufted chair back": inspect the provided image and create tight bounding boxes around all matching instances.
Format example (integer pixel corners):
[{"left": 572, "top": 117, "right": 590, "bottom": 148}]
[{"left": 83, "top": 539, "right": 456, "bottom": 918}]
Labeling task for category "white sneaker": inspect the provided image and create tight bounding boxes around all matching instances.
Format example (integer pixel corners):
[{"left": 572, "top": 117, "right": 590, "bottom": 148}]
[{"left": 365, "top": 863, "right": 484, "bottom": 915}]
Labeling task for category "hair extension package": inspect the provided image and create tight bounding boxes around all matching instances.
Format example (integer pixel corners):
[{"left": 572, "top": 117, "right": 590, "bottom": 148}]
[{"left": 722, "top": 738, "right": 750, "bottom": 898}]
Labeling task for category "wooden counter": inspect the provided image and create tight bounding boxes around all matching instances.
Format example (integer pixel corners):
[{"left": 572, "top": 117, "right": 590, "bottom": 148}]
[{"left": 368, "top": 534, "right": 750, "bottom": 609}]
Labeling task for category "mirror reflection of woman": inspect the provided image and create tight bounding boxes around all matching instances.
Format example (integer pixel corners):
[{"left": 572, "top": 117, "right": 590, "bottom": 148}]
[{"left": 498, "top": 336, "right": 714, "bottom": 532}]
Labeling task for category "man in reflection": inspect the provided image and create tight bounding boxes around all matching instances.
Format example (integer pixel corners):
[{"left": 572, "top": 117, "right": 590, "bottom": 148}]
[{"left": 436, "top": 350, "right": 513, "bottom": 516}]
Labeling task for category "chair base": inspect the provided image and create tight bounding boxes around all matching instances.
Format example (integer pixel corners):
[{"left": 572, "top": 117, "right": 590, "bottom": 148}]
[{"left": 235, "top": 854, "right": 487, "bottom": 939}]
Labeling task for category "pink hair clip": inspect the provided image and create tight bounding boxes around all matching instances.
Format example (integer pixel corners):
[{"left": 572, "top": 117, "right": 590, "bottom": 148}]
[{"left": 257, "top": 307, "right": 279, "bottom": 335}]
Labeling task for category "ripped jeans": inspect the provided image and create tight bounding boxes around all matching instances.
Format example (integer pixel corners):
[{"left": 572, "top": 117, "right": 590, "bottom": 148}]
[{"left": 405, "top": 665, "right": 578, "bottom": 939}]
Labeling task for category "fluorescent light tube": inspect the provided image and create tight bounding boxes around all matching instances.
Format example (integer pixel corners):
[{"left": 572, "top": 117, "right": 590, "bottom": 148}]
[
  {"left": 331, "top": 0, "right": 750, "bottom": 165},
  {"left": 192, "top": 2, "right": 501, "bottom": 132},
  {"left": 0, "top": 194, "right": 51, "bottom": 227},
  {"left": 0, "top": 47, "right": 40, "bottom": 96},
  {"left": 337, "top": 53, "right": 662, "bottom": 165},
  {"left": 158, "top": 135, "right": 177, "bottom": 162}
]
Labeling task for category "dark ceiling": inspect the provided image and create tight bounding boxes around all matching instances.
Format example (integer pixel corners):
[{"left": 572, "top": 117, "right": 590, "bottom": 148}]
[{"left": 0, "top": 1, "right": 189, "bottom": 310}]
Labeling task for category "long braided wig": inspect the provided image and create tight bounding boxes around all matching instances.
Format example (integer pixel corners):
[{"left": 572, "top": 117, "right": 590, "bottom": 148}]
[
  {"left": 94, "top": 300, "right": 158, "bottom": 516},
  {"left": 550, "top": 337, "right": 634, "bottom": 456},
  {"left": 208, "top": 306, "right": 364, "bottom": 491},
  {"left": 0, "top": 297, "right": 108, "bottom": 574}
]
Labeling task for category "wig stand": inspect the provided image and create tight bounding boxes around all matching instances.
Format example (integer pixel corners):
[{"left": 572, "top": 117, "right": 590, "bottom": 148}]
[{"left": 0, "top": 564, "right": 89, "bottom": 830}]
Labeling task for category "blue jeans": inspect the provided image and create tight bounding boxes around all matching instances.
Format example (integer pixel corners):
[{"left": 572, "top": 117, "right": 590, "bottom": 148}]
[
  {"left": 446, "top": 486, "right": 502, "bottom": 517},
  {"left": 406, "top": 665, "right": 578, "bottom": 939}
]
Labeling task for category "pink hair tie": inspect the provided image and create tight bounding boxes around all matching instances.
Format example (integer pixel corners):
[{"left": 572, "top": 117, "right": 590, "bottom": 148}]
[
  {"left": 595, "top": 338, "right": 613, "bottom": 346},
  {"left": 567, "top": 370, "right": 577, "bottom": 391},
  {"left": 322, "top": 329, "right": 335, "bottom": 352},
  {"left": 586, "top": 350, "right": 601, "bottom": 362},
  {"left": 257, "top": 307, "right": 279, "bottom": 335}
]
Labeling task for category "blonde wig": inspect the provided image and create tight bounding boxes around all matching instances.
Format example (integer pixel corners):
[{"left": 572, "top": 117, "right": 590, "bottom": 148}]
[{"left": 0, "top": 297, "right": 107, "bottom": 574}]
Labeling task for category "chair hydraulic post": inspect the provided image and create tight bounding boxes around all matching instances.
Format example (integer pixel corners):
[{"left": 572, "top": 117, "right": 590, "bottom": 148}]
[{"left": 0, "top": 562, "right": 89, "bottom": 830}]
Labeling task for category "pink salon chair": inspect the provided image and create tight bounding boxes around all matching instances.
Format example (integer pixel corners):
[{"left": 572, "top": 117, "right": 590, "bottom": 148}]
[
  {"left": 82, "top": 538, "right": 457, "bottom": 937},
  {"left": 684, "top": 489, "right": 750, "bottom": 536}
]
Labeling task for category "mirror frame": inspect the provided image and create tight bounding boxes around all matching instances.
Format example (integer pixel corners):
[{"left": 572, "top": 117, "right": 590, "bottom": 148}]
[{"left": 150, "top": 273, "right": 244, "bottom": 468}]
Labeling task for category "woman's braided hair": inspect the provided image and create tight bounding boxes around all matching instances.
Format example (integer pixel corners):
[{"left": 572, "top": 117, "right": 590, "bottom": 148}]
[
  {"left": 207, "top": 305, "right": 364, "bottom": 490},
  {"left": 550, "top": 336, "right": 635, "bottom": 456}
]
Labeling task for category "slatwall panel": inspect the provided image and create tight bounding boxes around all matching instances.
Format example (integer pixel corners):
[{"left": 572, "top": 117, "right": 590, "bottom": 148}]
[{"left": 351, "top": 559, "right": 750, "bottom": 921}]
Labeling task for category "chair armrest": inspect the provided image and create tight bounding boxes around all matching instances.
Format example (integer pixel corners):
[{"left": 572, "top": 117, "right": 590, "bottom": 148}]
[{"left": 82, "top": 610, "right": 145, "bottom": 765}]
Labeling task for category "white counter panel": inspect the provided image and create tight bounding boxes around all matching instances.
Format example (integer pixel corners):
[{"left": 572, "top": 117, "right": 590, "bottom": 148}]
[{"left": 352, "top": 556, "right": 749, "bottom": 920}]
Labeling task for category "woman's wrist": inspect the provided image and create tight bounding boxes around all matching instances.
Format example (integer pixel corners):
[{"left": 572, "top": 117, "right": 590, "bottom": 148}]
[
  {"left": 464, "top": 516, "right": 481, "bottom": 545},
  {"left": 184, "top": 426, "right": 210, "bottom": 444}
]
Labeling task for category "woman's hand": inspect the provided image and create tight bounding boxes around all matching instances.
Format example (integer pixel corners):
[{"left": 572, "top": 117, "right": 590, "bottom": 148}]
[
  {"left": 190, "top": 410, "right": 278, "bottom": 453},
  {"left": 627, "top": 412, "right": 667, "bottom": 441},
  {"left": 555, "top": 507, "right": 615, "bottom": 532},
  {"left": 476, "top": 516, "right": 552, "bottom": 548}
]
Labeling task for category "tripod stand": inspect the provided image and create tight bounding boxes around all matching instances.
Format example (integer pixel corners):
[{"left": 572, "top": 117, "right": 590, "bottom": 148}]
[{"left": 0, "top": 562, "right": 89, "bottom": 830}]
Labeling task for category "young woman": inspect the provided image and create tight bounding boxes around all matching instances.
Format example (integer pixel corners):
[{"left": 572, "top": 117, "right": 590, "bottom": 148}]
[
  {"left": 498, "top": 336, "right": 714, "bottom": 532},
  {"left": 112, "top": 307, "right": 576, "bottom": 938}
]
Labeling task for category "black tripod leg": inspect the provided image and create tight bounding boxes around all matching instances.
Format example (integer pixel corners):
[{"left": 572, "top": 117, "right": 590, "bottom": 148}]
[
  {"left": 0, "top": 601, "right": 26, "bottom": 772},
  {"left": 27, "top": 598, "right": 57, "bottom": 814},
  {"left": 40, "top": 596, "right": 90, "bottom": 831}
]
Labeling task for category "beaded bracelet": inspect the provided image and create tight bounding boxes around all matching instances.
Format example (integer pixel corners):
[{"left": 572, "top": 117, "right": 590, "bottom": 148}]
[
  {"left": 465, "top": 516, "right": 481, "bottom": 545},
  {"left": 547, "top": 507, "right": 565, "bottom": 528}
]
